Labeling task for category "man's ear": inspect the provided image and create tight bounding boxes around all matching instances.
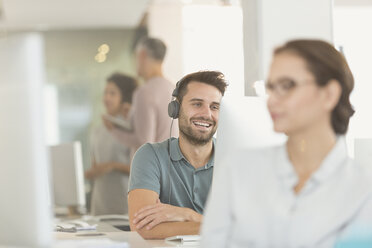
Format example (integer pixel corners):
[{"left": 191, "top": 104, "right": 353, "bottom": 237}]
[{"left": 323, "top": 79, "right": 342, "bottom": 111}]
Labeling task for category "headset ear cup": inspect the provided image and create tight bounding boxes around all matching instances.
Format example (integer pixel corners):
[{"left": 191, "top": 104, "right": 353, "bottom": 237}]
[
  {"left": 173, "top": 101, "right": 179, "bottom": 118},
  {"left": 168, "top": 100, "right": 180, "bottom": 119}
]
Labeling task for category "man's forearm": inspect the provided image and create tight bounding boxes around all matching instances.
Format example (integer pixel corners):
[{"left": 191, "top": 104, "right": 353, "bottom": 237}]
[
  {"left": 137, "top": 221, "right": 200, "bottom": 240},
  {"left": 184, "top": 208, "right": 203, "bottom": 222}
]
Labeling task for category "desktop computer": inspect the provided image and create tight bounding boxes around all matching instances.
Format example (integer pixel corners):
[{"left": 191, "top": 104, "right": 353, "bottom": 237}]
[
  {"left": 354, "top": 138, "right": 372, "bottom": 168},
  {"left": 0, "top": 33, "right": 52, "bottom": 247},
  {"left": 214, "top": 95, "right": 286, "bottom": 169},
  {"left": 49, "top": 141, "right": 86, "bottom": 213}
]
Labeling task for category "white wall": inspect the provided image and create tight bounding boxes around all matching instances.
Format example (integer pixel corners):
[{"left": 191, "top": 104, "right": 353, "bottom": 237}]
[
  {"left": 242, "top": 0, "right": 333, "bottom": 95},
  {"left": 149, "top": 0, "right": 334, "bottom": 97},
  {"left": 334, "top": 6, "right": 372, "bottom": 155},
  {"left": 182, "top": 5, "right": 244, "bottom": 97},
  {"left": 147, "top": 2, "right": 244, "bottom": 97},
  {"left": 148, "top": 2, "right": 184, "bottom": 84}
]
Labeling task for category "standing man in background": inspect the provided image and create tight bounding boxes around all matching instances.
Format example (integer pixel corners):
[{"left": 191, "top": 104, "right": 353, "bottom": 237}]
[{"left": 105, "top": 37, "right": 178, "bottom": 156}]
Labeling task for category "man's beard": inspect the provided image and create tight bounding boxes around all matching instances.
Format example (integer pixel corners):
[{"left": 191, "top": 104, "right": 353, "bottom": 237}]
[{"left": 179, "top": 116, "right": 217, "bottom": 146}]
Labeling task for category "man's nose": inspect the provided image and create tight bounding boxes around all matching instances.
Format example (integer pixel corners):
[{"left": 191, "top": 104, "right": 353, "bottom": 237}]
[{"left": 199, "top": 105, "right": 212, "bottom": 118}]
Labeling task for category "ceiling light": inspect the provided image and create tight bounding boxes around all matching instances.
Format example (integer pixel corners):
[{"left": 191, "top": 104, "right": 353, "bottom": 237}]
[
  {"left": 98, "top": 44, "right": 110, "bottom": 54},
  {"left": 95, "top": 53, "right": 106, "bottom": 63}
]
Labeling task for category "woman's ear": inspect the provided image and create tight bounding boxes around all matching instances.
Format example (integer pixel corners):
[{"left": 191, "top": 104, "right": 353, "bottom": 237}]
[{"left": 323, "top": 79, "right": 342, "bottom": 111}]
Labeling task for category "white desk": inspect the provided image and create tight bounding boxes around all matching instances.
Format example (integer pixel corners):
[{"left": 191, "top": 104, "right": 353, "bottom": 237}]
[
  {"left": 56, "top": 231, "right": 149, "bottom": 247},
  {"left": 55, "top": 221, "right": 201, "bottom": 248},
  {"left": 146, "top": 239, "right": 200, "bottom": 247}
]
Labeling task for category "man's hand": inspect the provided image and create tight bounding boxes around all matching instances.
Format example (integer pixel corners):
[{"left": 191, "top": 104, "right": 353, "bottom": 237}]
[{"left": 132, "top": 199, "right": 202, "bottom": 230}]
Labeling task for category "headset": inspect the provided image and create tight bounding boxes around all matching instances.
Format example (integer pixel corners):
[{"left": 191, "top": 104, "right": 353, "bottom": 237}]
[{"left": 168, "top": 80, "right": 181, "bottom": 119}]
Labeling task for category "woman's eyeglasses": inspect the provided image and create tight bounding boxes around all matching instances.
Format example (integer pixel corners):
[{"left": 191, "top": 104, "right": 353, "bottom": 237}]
[{"left": 265, "top": 78, "right": 314, "bottom": 97}]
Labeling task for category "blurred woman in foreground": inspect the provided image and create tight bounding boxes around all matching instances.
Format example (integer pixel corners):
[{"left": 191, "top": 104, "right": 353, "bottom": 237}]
[{"left": 202, "top": 39, "right": 372, "bottom": 247}]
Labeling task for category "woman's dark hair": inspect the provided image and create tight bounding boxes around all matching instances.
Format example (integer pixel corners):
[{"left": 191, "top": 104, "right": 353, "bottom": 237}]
[
  {"left": 106, "top": 73, "right": 138, "bottom": 103},
  {"left": 274, "top": 39, "right": 355, "bottom": 135},
  {"left": 176, "top": 71, "right": 228, "bottom": 104}
]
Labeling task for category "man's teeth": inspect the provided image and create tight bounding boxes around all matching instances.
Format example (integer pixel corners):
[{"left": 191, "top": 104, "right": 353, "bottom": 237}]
[{"left": 194, "top": 121, "right": 211, "bottom": 127}]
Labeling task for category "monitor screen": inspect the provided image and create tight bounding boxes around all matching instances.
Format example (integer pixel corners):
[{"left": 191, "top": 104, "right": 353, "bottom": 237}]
[
  {"left": 49, "top": 141, "right": 86, "bottom": 208},
  {"left": 354, "top": 138, "right": 372, "bottom": 168},
  {"left": 214, "top": 96, "right": 287, "bottom": 169}
]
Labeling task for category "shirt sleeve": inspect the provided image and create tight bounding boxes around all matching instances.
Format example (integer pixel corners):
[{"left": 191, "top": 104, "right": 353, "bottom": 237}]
[
  {"left": 111, "top": 87, "right": 157, "bottom": 149},
  {"left": 128, "top": 143, "right": 161, "bottom": 195},
  {"left": 201, "top": 157, "right": 234, "bottom": 248}
]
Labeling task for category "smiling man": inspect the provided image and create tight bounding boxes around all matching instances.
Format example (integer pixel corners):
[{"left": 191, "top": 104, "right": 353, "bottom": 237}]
[{"left": 128, "top": 71, "right": 228, "bottom": 239}]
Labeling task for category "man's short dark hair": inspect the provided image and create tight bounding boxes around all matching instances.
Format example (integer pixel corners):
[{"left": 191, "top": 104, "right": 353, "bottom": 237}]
[
  {"left": 106, "top": 73, "right": 138, "bottom": 103},
  {"left": 137, "top": 37, "right": 167, "bottom": 62},
  {"left": 176, "top": 71, "right": 228, "bottom": 104}
]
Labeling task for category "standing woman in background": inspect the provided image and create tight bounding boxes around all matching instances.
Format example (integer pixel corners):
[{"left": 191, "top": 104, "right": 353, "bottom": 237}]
[
  {"left": 85, "top": 73, "right": 137, "bottom": 215},
  {"left": 202, "top": 39, "right": 372, "bottom": 247}
]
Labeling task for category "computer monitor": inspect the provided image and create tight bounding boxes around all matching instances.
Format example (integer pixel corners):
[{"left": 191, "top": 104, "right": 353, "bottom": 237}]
[
  {"left": 0, "top": 33, "right": 52, "bottom": 247},
  {"left": 49, "top": 141, "right": 86, "bottom": 209},
  {"left": 215, "top": 96, "right": 286, "bottom": 169}
]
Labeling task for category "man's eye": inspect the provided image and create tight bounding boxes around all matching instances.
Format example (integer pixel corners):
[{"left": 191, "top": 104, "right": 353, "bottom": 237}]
[
  {"left": 193, "top": 103, "right": 201, "bottom": 107},
  {"left": 211, "top": 105, "right": 219, "bottom": 110}
]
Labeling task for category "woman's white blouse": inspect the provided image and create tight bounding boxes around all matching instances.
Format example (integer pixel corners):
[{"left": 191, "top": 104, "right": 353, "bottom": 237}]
[{"left": 201, "top": 137, "right": 372, "bottom": 248}]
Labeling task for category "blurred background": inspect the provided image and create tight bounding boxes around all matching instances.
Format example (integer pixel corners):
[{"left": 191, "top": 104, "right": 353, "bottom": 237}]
[{"left": 0, "top": 0, "right": 244, "bottom": 171}]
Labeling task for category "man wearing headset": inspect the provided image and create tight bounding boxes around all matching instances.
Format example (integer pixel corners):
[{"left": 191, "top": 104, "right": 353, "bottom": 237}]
[{"left": 128, "top": 71, "right": 228, "bottom": 239}]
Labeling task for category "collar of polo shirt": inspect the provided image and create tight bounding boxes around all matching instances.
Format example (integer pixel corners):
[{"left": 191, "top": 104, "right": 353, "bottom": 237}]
[{"left": 169, "top": 137, "right": 216, "bottom": 169}]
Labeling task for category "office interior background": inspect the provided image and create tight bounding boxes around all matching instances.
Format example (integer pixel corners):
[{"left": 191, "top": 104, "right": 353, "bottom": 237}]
[{"left": 0, "top": 0, "right": 371, "bottom": 212}]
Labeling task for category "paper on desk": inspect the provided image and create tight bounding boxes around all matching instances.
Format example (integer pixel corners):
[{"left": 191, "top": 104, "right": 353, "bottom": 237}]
[
  {"left": 165, "top": 235, "right": 201, "bottom": 242},
  {"left": 55, "top": 223, "right": 97, "bottom": 232},
  {"left": 154, "top": 244, "right": 200, "bottom": 248},
  {"left": 54, "top": 239, "right": 129, "bottom": 248},
  {"left": 163, "top": 241, "right": 200, "bottom": 248}
]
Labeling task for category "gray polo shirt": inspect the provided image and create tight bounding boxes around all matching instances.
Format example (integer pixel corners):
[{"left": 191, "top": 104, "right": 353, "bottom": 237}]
[{"left": 129, "top": 137, "right": 215, "bottom": 214}]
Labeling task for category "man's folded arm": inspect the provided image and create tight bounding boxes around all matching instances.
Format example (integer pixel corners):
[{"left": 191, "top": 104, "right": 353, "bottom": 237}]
[{"left": 128, "top": 189, "right": 201, "bottom": 239}]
